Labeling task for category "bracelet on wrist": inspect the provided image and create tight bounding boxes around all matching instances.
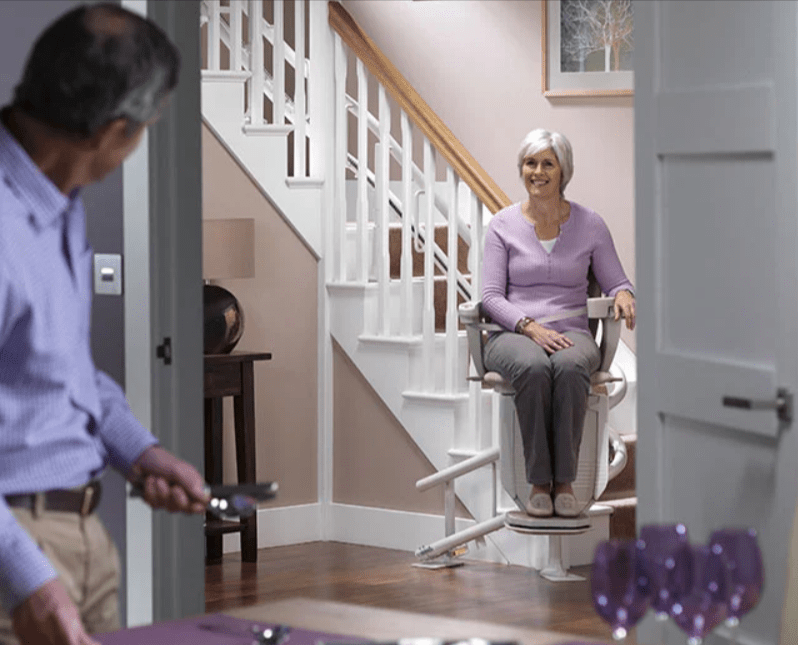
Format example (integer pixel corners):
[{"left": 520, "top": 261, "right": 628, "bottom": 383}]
[{"left": 515, "top": 316, "right": 534, "bottom": 333}]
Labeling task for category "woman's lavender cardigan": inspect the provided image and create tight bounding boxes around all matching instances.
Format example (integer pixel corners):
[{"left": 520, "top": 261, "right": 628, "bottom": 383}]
[{"left": 481, "top": 201, "right": 634, "bottom": 337}]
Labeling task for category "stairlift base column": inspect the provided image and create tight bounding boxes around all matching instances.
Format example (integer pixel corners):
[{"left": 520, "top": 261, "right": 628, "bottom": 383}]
[{"left": 539, "top": 535, "right": 585, "bottom": 582}]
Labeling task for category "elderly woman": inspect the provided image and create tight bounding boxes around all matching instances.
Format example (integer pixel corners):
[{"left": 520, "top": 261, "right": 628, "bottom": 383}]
[{"left": 482, "top": 129, "right": 635, "bottom": 518}]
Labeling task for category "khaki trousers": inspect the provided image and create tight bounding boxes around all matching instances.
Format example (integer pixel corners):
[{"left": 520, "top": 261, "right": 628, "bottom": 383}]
[{"left": 0, "top": 508, "right": 120, "bottom": 644}]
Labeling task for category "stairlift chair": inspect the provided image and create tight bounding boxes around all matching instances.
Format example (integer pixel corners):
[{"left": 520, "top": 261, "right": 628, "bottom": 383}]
[{"left": 415, "top": 276, "right": 629, "bottom": 581}]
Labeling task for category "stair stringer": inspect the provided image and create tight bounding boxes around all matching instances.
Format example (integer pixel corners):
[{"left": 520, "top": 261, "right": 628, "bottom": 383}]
[{"left": 201, "top": 72, "right": 323, "bottom": 257}]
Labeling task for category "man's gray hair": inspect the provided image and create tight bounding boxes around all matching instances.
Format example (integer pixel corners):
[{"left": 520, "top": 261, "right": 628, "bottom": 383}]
[{"left": 13, "top": 3, "right": 179, "bottom": 139}]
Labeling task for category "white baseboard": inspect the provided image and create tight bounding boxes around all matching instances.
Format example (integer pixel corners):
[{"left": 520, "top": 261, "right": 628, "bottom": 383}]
[
  {"left": 223, "top": 503, "right": 607, "bottom": 570},
  {"left": 223, "top": 503, "right": 323, "bottom": 553}
]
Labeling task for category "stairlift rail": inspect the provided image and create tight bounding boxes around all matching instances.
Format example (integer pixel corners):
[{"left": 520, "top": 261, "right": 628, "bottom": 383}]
[
  {"left": 415, "top": 515, "right": 506, "bottom": 561},
  {"left": 415, "top": 447, "right": 500, "bottom": 492}
]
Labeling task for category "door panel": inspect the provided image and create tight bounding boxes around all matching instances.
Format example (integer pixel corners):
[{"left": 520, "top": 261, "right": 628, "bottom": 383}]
[{"left": 636, "top": 2, "right": 798, "bottom": 644}]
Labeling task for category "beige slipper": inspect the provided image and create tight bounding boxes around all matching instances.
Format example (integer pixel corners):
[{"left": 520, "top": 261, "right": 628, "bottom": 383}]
[
  {"left": 525, "top": 491, "right": 553, "bottom": 517},
  {"left": 553, "top": 492, "right": 580, "bottom": 517}
]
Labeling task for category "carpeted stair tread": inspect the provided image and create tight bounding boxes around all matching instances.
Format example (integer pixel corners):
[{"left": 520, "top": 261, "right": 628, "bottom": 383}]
[{"left": 389, "top": 224, "right": 469, "bottom": 279}]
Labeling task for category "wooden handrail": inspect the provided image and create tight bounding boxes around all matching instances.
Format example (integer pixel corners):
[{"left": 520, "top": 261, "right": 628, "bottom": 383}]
[{"left": 328, "top": 1, "right": 511, "bottom": 215}]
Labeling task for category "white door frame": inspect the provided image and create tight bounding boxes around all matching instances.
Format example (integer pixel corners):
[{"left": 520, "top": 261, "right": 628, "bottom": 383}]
[{"left": 122, "top": 0, "right": 205, "bottom": 627}]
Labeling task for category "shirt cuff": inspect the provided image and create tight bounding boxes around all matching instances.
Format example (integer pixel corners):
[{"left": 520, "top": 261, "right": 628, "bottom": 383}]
[{"left": 0, "top": 503, "right": 58, "bottom": 613}]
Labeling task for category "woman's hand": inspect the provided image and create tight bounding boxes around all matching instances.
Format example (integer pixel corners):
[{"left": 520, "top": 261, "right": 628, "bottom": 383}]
[
  {"left": 521, "top": 321, "right": 574, "bottom": 354},
  {"left": 614, "top": 290, "right": 636, "bottom": 330}
]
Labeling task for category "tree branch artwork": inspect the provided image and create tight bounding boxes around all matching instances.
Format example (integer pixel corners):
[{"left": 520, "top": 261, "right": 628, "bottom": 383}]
[{"left": 543, "top": 0, "right": 634, "bottom": 97}]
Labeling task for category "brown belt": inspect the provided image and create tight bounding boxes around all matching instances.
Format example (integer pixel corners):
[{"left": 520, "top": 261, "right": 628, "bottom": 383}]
[{"left": 5, "top": 481, "right": 102, "bottom": 516}]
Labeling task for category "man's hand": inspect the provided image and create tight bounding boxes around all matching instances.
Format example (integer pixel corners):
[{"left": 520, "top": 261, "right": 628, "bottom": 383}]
[
  {"left": 12, "top": 579, "right": 99, "bottom": 645},
  {"left": 129, "top": 445, "right": 209, "bottom": 514}
]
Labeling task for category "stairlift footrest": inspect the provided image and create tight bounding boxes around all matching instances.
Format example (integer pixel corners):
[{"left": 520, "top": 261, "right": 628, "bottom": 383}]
[{"left": 504, "top": 511, "right": 592, "bottom": 535}]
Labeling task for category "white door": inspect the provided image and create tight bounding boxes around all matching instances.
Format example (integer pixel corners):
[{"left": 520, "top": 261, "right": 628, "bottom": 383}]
[{"left": 635, "top": 2, "right": 798, "bottom": 645}]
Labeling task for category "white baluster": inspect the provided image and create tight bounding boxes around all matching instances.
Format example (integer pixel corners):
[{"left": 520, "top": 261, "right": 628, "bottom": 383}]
[
  {"left": 423, "top": 140, "right": 436, "bottom": 391},
  {"left": 467, "top": 188, "right": 483, "bottom": 449},
  {"left": 273, "top": 0, "right": 286, "bottom": 126},
  {"left": 356, "top": 60, "right": 369, "bottom": 283},
  {"left": 248, "top": 0, "right": 264, "bottom": 125},
  {"left": 229, "top": 0, "right": 242, "bottom": 72},
  {"left": 400, "top": 113, "right": 414, "bottom": 337},
  {"left": 208, "top": 0, "right": 221, "bottom": 71},
  {"left": 445, "top": 168, "right": 459, "bottom": 394},
  {"left": 293, "top": 0, "right": 307, "bottom": 177},
  {"left": 308, "top": 0, "right": 331, "bottom": 180},
  {"left": 334, "top": 34, "right": 348, "bottom": 282},
  {"left": 377, "top": 86, "right": 391, "bottom": 336},
  {"left": 474, "top": 200, "right": 485, "bottom": 299}
]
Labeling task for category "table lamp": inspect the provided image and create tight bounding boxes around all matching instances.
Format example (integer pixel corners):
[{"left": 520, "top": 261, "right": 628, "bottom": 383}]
[{"left": 202, "top": 218, "right": 255, "bottom": 354}]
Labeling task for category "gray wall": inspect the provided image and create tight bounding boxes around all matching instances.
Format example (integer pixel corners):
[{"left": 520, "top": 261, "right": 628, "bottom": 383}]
[{"left": 0, "top": 0, "right": 131, "bottom": 627}]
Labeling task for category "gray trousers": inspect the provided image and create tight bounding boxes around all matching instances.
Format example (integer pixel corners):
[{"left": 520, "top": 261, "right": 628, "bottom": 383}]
[{"left": 484, "top": 330, "right": 600, "bottom": 486}]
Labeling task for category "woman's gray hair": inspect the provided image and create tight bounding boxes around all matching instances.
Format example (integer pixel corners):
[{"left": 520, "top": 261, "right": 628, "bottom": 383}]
[{"left": 517, "top": 129, "right": 574, "bottom": 196}]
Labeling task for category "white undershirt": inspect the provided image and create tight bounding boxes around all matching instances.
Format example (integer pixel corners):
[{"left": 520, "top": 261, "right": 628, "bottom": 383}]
[{"left": 539, "top": 237, "right": 558, "bottom": 253}]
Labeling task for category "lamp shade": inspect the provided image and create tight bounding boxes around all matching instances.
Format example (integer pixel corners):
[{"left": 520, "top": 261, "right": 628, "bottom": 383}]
[{"left": 202, "top": 218, "right": 255, "bottom": 280}]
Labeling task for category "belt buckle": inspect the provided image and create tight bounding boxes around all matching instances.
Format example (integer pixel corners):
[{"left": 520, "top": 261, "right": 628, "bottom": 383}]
[{"left": 80, "top": 484, "right": 95, "bottom": 516}]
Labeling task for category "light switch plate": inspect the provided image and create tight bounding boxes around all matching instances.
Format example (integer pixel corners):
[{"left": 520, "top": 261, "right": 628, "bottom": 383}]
[{"left": 94, "top": 253, "right": 123, "bottom": 296}]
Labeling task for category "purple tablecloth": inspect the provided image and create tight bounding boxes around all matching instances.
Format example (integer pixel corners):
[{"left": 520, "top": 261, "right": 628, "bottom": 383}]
[
  {"left": 95, "top": 613, "right": 606, "bottom": 645},
  {"left": 96, "top": 613, "right": 368, "bottom": 645}
]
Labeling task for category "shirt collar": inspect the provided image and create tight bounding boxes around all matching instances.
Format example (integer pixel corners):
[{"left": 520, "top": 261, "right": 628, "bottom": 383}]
[{"left": 0, "top": 114, "right": 74, "bottom": 229}]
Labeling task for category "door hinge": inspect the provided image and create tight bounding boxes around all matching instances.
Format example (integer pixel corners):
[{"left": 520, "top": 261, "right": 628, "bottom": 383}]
[{"left": 156, "top": 337, "right": 172, "bottom": 365}]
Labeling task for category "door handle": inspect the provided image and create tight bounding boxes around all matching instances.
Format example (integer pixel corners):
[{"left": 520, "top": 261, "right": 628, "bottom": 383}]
[{"left": 722, "top": 387, "right": 792, "bottom": 424}]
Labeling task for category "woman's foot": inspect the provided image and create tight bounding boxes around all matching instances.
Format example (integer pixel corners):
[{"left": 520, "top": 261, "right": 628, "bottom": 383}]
[
  {"left": 553, "top": 483, "right": 580, "bottom": 517},
  {"left": 525, "top": 484, "right": 553, "bottom": 517}
]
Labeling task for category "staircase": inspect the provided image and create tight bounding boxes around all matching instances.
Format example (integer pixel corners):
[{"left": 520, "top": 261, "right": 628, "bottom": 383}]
[{"left": 200, "top": 0, "right": 637, "bottom": 566}]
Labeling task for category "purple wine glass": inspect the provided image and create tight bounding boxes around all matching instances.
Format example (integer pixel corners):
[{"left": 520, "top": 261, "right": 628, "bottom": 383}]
[
  {"left": 591, "top": 539, "right": 652, "bottom": 641},
  {"left": 639, "top": 523, "right": 690, "bottom": 620},
  {"left": 668, "top": 544, "right": 731, "bottom": 645},
  {"left": 708, "top": 528, "right": 763, "bottom": 627}
]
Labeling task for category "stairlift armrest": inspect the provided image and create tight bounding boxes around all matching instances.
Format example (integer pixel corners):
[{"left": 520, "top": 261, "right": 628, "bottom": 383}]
[
  {"left": 459, "top": 301, "right": 503, "bottom": 378},
  {"left": 587, "top": 296, "right": 615, "bottom": 319},
  {"left": 588, "top": 297, "right": 624, "bottom": 373}
]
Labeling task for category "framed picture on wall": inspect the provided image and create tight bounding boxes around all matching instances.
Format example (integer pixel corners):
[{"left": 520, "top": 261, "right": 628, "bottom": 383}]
[{"left": 542, "top": 0, "right": 634, "bottom": 97}]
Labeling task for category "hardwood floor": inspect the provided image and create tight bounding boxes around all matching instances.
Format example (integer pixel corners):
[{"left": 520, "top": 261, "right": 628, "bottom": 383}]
[{"left": 205, "top": 542, "right": 638, "bottom": 643}]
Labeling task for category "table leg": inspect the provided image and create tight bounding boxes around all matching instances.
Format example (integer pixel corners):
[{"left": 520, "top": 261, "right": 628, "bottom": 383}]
[
  {"left": 205, "top": 396, "right": 224, "bottom": 564},
  {"left": 234, "top": 362, "right": 258, "bottom": 562}
]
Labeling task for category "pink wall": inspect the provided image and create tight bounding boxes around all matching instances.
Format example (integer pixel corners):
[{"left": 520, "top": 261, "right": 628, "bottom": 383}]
[{"left": 341, "top": 0, "right": 636, "bottom": 350}]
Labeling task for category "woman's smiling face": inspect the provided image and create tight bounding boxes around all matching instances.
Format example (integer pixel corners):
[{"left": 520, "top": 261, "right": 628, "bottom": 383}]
[{"left": 522, "top": 147, "right": 562, "bottom": 200}]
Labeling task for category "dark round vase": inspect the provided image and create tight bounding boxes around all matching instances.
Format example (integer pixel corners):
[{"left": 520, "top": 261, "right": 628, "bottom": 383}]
[{"left": 204, "top": 284, "right": 244, "bottom": 354}]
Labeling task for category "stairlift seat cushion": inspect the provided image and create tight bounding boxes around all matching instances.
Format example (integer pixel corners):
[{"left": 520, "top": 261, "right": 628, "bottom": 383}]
[{"left": 483, "top": 371, "right": 514, "bottom": 394}]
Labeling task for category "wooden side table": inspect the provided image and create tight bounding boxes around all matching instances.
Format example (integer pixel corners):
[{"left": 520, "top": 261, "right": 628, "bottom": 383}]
[{"left": 204, "top": 350, "right": 272, "bottom": 564}]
